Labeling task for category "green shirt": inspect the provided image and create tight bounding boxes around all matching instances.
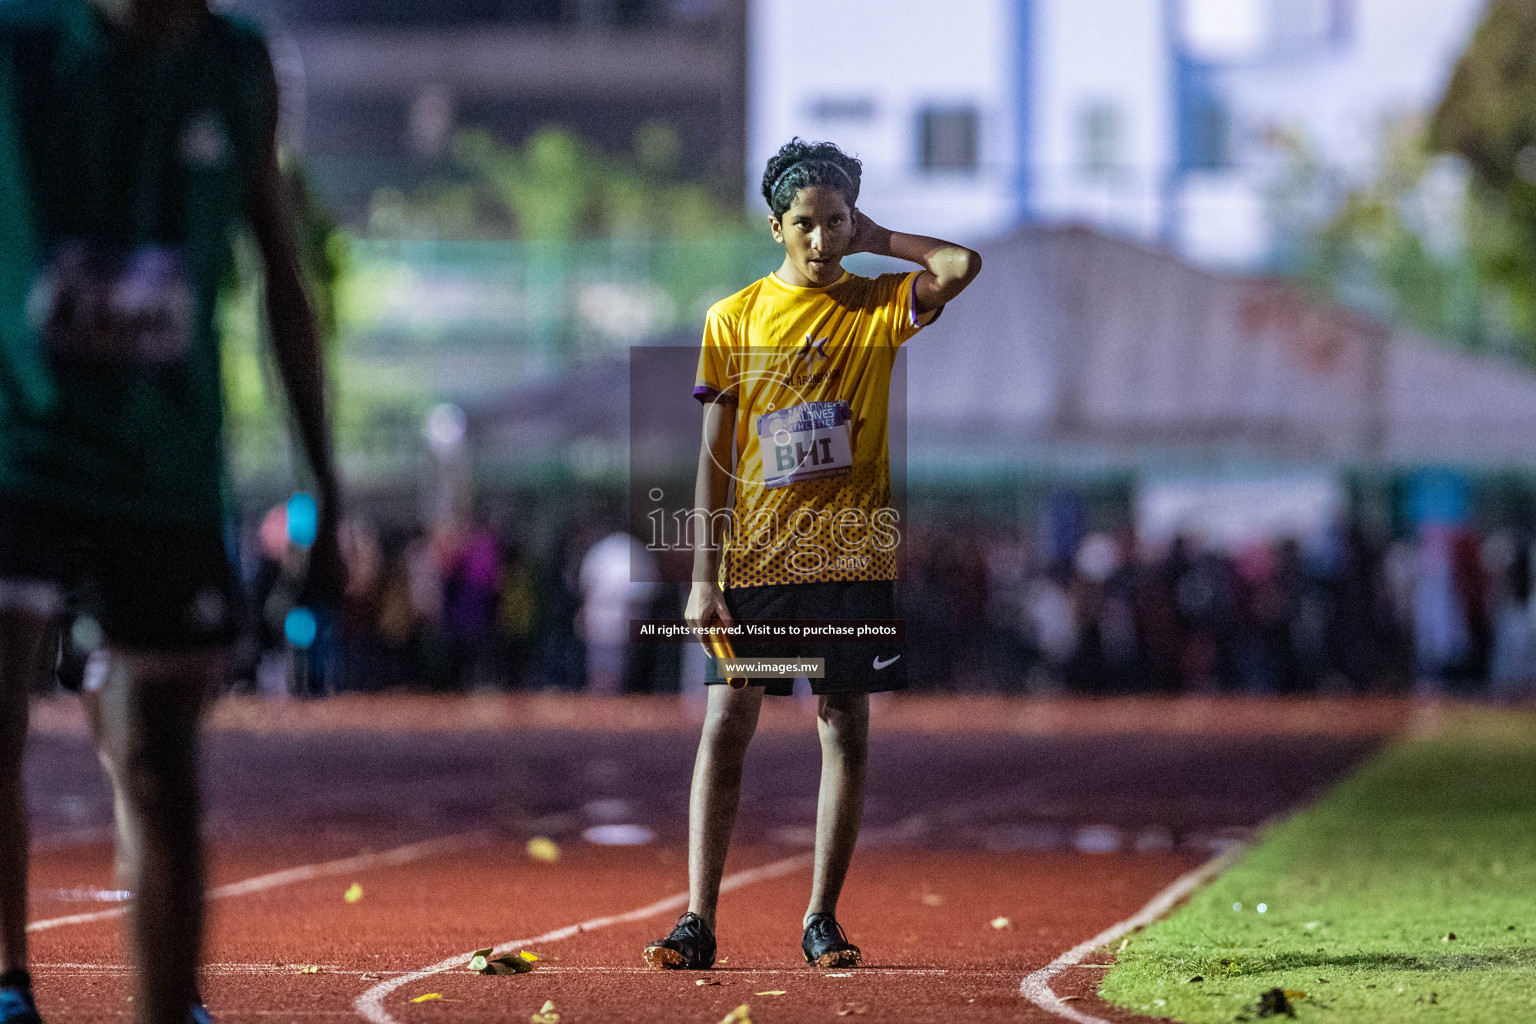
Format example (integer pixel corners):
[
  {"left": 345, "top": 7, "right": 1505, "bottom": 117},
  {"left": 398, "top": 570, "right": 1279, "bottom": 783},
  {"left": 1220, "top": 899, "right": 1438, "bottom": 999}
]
[{"left": 0, "top": 0, "right": 273, "bottom": 526}]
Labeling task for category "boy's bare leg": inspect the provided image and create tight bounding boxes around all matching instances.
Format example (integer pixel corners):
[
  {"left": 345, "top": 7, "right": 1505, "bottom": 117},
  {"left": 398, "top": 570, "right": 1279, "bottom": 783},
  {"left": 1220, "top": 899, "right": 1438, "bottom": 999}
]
[
  {"left": 0, "top": 613, "right": 50, "bottom": 976},
  {"left": 804, "top": 692, "right": 869, "bottom": 925},
  {"left": 686, "top": 683, "right": 764, "bottom": 930},
  {"left": 93, "top": 648, "right": 224, "bottom": 1024}
]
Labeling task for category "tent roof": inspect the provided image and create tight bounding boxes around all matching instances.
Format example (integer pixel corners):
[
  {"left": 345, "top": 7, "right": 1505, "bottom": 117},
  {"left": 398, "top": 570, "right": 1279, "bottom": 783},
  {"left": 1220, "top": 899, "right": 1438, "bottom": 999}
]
[
  {"left": 908, "top": 225, "right": 1387, "bottom": 466},
  {"left": 912, "top": 223, "right": 1536, "bottom": 469},
  {"left": 470, "top": 225, "right": 1536, "bottom": 474}
]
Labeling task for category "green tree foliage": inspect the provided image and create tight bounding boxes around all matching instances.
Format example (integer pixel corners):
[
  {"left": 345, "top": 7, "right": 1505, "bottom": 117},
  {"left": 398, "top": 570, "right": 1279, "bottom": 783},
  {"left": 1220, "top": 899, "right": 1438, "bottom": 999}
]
[
  {"left": 1283, "top": 0, "right": 1536, "bottom": 366},
  {"left": 223, "top": 156, "right": 428, "bottom": 484},
  {"left": 370, "top": 122, "right": 745, "bottom": 240},
  {"left": 1428, "top": 0, "right": 1536, "bottom": 347},
  {"left": 1294, "top": 119, "right": 1488, "bottom": 349},
  {"left": 1430, "top": 0, "right": 1536, "bottom": 190}
]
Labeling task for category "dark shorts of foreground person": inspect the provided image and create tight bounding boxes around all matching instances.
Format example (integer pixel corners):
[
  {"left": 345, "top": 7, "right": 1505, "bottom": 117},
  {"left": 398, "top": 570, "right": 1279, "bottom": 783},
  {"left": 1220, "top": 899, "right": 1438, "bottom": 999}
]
[
  {"left": 719, "top": 580, "right": 906, "bottom": 696},
  {"left": 0, "top": 501, "right": 240, "bottom": 652}
]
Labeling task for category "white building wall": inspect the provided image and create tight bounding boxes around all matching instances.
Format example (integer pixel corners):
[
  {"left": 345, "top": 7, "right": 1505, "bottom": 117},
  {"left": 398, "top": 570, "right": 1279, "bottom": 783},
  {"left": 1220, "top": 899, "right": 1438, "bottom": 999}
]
[
  {"left": 746, "top": 0, "right": 1019, "bottom": 243},
  {"left": 1213, "top": 0, "right": 1485, "bottom": 172},
  {"left": 1030, "top": 0, "right": 1174, "bottom": 241},
  {"left": 745, "top": 0, "right": 1490, "bottom": 261}
]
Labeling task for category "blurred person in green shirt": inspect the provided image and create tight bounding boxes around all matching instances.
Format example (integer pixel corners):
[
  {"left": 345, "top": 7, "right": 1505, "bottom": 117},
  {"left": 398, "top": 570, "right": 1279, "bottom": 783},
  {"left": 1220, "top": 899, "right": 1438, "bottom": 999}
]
[{"left": 0, "top": 1, "right": 341, "bottom": 1021}]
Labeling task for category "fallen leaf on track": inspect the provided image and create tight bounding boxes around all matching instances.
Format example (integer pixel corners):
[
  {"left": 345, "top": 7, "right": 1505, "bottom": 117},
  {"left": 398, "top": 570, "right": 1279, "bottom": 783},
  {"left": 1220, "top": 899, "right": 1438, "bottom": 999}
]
[
  {"left": 754, "top": 990, "right": 786, "bottom": 996},
  {"left": 530, "top": 998, "right": 560, "bottom": 1024},
  {"left": 467, "top": 947, "right": 536, "bottom": 975},
  {"left": 696, "top": 979, "right": 721, "bottom": 987},
  {"left": 527, "top": 837, "right": 560, "bottom": 863},
  {"left": 344, "top": 883, "right": 363, "bottom": 903},
  {"left": 836, "top": 1002, "right": 868, "bottom": 1016},
  {"left": 990, "top": 916, "right": 1012, "bottom": 930},
  {"left": 410, "top": 994, "right": 443, "bottom": 1004},
  {"left": 718, "top": 1005, "right": 753, "bottom": 1024},
  {"left": 297, "top": 965, "right": 322, "bottom": 975}
]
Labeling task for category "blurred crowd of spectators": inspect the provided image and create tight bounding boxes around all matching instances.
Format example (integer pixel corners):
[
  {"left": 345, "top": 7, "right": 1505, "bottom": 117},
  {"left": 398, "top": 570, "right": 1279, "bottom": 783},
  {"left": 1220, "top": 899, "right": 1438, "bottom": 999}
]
[
  {"left": 234, "top": 502, "right": 1536, "bottom": 699},
  {"left": 240, "top": 507, "right": 678, "bottom": 695},
  {"left": 904, "top": 524, "right": 1528, "bottom": 697}
]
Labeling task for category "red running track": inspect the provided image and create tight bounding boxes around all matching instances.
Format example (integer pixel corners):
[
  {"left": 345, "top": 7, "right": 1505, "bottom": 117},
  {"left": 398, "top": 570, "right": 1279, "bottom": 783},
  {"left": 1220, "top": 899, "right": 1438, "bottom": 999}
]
[{"left": 22, "top": 695, "right": 1407, "bottom": 1023}]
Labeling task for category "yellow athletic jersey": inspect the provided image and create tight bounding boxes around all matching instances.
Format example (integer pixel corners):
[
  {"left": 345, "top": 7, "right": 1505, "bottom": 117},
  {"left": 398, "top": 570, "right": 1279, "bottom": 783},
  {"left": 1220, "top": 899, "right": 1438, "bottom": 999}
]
[{"left": 694, "top": 269, "right": 938, "bottom": 588}]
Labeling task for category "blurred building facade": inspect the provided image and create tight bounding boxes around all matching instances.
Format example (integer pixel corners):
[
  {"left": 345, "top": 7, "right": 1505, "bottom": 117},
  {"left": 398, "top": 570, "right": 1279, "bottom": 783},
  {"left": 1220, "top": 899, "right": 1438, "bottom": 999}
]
[
  {"left": 231, "top": 0, "right": 747, "bottom": 219},
  {"left": 749, "top": 0, "right": 1486, "bottom": 265}
]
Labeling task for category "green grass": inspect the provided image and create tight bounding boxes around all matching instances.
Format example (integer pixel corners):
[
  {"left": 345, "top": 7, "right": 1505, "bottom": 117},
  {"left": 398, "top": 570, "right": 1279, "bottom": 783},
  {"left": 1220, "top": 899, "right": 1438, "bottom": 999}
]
[{"left": 1099, "top": 712, "right": 1536, "bottom": 1023}]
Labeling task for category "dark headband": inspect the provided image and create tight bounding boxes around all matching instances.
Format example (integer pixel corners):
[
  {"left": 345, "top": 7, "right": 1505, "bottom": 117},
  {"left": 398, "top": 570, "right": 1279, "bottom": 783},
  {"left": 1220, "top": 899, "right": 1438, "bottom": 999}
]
[{"left": 770, "top": 158, "right": 855, "bottom": 200}]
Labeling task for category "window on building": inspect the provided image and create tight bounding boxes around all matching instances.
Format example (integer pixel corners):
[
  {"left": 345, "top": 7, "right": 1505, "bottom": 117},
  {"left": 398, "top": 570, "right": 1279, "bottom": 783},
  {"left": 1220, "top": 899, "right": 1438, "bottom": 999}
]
[
  {"left": 809, "top": 97, "right": 877, "bottom": 122},
  {"left": 1078, "top": 101, "right": 1123, "bottom": 178},
  {"left": 1176, "top": 60, "right": 1233, "bottom": 172},
  {"left": 1187, "top": 98, "right": 1231, "bottom": 171},
  {"left": 918, "top": 106, "right": 979, "bottom": 173}
]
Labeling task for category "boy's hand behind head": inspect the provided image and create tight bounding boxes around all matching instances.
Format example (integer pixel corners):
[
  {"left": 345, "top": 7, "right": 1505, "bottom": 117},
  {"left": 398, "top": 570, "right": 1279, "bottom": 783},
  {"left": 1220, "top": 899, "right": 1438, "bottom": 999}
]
[{"left": 848, "top": 209, "right": 888, "bottom": 256}]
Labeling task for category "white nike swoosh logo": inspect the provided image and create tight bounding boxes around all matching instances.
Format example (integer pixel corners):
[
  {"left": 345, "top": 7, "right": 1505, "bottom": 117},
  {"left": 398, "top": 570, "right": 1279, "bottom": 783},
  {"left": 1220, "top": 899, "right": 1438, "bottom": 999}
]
[{"left": 872, "top": 655, "right": 901, "bottom": 670}]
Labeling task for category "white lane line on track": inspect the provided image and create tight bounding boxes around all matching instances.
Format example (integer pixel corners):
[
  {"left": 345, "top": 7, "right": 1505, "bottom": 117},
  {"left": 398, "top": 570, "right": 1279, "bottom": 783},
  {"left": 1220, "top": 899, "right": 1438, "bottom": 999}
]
[
  {"left": 351, "top": 784, "right": 1068, "bottom": 1024},
  {"left": 353, "top": 849, "right": 815, "bottom": 1024},
  {"left": 26, "top": 831, "right": 490, "bottom": 934},
  {"left": 1019, "top": 843, "right": 1245, "bottom": 1024}
]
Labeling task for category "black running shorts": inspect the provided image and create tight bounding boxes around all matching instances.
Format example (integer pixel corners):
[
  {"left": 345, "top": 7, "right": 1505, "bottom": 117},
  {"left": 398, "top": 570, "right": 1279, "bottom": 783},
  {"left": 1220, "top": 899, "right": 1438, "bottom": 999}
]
[
  {"left": 718, "top": 580, "right": 906, "bottom": 696},
  {"left": 0, "top": 501, "right": 240, "bottom": 651}
]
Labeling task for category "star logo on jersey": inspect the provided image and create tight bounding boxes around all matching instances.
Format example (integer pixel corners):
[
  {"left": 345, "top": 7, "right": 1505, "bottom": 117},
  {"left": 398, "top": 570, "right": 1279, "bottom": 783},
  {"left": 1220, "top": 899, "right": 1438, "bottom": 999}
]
[{"left": 798, "top": 333, "right": 830, "bottom": 374}]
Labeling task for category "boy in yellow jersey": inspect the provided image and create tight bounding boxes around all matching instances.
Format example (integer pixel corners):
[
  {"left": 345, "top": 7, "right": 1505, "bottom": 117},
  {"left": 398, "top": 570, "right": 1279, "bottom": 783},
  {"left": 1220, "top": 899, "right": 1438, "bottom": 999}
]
[{"left": 644, "top": 140, "right": 981, "bottom": 970}]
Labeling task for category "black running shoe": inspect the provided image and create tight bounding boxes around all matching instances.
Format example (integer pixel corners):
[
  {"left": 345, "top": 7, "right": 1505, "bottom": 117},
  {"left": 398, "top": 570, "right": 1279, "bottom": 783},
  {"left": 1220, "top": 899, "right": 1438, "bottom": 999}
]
[
  {"left": 802, "top": 912, "right": 861, "bottom": 968},
  {"left": 643, "top": 911, "right": 717, "bottom": 969},
  {"left": 0, "top": 976, "right": 41, "bottom": 1024}
]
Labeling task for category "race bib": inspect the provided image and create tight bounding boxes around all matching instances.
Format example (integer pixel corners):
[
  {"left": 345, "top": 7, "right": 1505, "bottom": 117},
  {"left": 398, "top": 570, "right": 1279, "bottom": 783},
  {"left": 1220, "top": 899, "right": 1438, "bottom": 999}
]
[
  {"left": 758, "top": 400, "right": 853, "bottom": 489},
  {"left": 28, "top": 241, "right": 194, "bottom": 368}
]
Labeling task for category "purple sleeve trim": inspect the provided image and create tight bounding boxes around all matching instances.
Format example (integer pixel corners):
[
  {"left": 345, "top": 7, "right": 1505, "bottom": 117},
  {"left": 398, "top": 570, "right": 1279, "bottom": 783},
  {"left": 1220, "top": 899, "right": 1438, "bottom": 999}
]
[
  {"left": 909, "top": 273, "right": 943, "bottom": 329},
  {"left": 694, "top": 384, "right": 738, "bottom": 405}
]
